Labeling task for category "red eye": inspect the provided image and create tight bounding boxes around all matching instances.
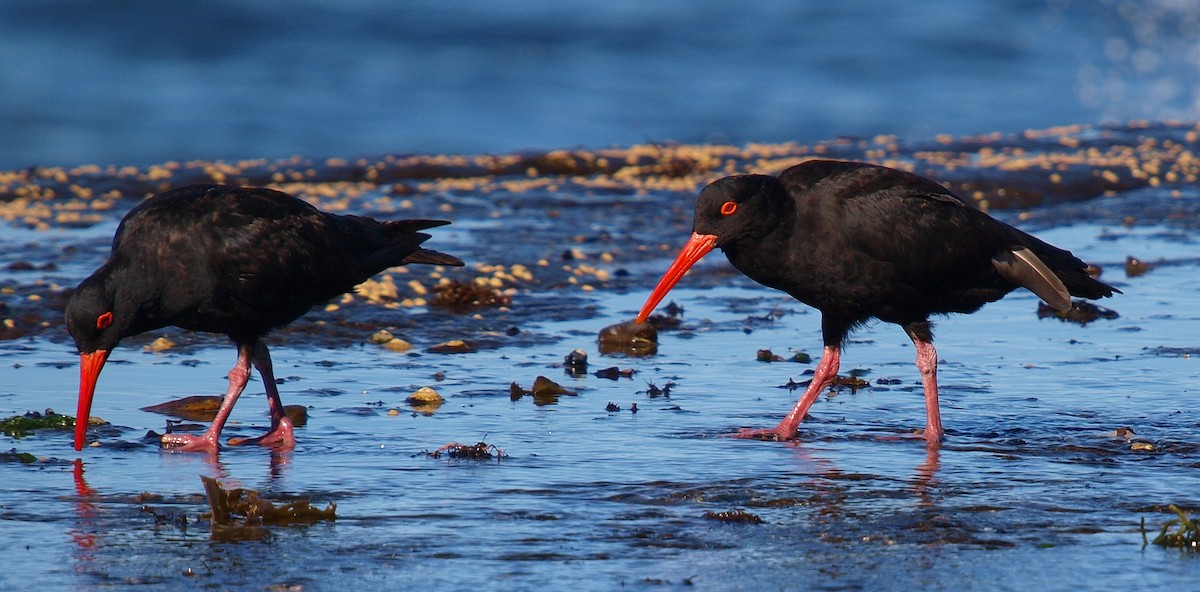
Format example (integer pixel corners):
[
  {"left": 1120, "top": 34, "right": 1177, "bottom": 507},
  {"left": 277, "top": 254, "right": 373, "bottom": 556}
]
[
  {"left": 96, "top": 311, "right": 113, "bottom": 330},
  {"left": 720, "top": 201, "right": 737, "bottom": 216}
]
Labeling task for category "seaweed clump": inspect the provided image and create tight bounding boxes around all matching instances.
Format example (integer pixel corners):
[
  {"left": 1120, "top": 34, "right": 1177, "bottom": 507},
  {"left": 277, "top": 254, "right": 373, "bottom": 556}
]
[
  {"left": 1145, "top": 504, "right": 1200, "bottom": 550},
  {"left": 425, "top": 440, "right": 507, "bottom": 461},
  {"left": 703, "top": 508, "right": 764, "bottom": 524},
  {"left": 200, "top": 476, "right": 335, "bottom": 526},
  {"left": 430, "top": 279, "right": 511, "bottom": 312},
  {"left": 1036, "top": 300, "right": 1119, "bottom": 324},
  {"left": 1, "top": 409, "right": 77, "bottom": 438},
  {"left": 1, "top": 450, "right": 38, "bottom": 464}
]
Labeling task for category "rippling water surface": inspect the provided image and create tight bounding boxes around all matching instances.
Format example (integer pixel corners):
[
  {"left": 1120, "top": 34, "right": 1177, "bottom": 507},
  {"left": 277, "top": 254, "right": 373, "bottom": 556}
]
[
  {"left": 4, "top": 1, "right": 1200, "bottom": 590},
  {"left": 4, "top": 173, "right": 1200, "bottom": 589}
]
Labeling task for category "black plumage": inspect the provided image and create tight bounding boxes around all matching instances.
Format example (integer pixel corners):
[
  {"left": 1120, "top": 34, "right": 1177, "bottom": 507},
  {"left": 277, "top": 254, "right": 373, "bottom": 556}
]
[
  {"left": 67, "top": 184, "right": 463, "bottom": 452},
  {"left": 639, "top": 160, "right": 1119, "bottom": 444}
]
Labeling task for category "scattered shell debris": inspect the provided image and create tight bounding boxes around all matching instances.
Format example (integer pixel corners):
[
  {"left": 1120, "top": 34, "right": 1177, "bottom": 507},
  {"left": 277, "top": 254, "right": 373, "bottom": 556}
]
[
  {"left": 8, "top": 122, "right": 1200, "bottom": 234},
  {"left": 4, "top": 123, "right": 1198, "bottom": 344}
]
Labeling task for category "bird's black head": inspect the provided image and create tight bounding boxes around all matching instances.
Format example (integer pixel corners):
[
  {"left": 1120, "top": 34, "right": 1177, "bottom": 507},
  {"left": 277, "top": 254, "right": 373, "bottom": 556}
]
[
  {"left": 65, "top": 272, "right": 125, "bottom": 355},
  {"left": 67, "top": 269, "right": 141, "bottom": 450},
  {"left": 635, "top": 173, "right": 792, "bottom": 324},
  {"left": 693, "top": 174, "right": 790, "bottom": 247}
]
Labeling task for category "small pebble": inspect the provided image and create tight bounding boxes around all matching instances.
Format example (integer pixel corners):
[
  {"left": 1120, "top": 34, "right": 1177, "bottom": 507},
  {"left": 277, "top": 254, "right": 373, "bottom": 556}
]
[
  {"left": 369, "top": 329, "right": 395, "bottom": 344},
  {"left": 145, "top": 336, "right": 176, "bottom": 352},
  {"left": 406, "top": 386, "right": 444, "bottom": 405},
  {"left": 382, "top": 338, "right": 413, "bottom": 352}
]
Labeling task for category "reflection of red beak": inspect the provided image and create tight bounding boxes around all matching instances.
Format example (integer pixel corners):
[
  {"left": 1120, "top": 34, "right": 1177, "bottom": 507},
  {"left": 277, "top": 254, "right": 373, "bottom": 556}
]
[
  {"left": 636, "top": 232, "right": 717, "bottom": 324},
  {"left": 75, "top": 350, "right": 109, "bottom": 451}
]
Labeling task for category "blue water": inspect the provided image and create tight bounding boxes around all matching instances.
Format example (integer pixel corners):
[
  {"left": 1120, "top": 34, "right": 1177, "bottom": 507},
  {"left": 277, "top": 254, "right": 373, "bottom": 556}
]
[
  {"left": 4, "top": 2, "right": 1200, "bottom": 590},
  {"left": 3, "top": 0, "right": 1200, "bottom": 168},
  {"left": 4, "top": 190, "right": 1200, "bottom": 590}
]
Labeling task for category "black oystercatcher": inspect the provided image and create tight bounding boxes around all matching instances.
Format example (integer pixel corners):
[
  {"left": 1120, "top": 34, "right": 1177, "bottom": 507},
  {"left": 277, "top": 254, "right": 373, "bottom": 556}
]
[
  {"left": 637, "top": 160, "right": 1119, "bottom": 444},
  {"left": 66, "top": 184, "right": 463, "bottom": 452}
]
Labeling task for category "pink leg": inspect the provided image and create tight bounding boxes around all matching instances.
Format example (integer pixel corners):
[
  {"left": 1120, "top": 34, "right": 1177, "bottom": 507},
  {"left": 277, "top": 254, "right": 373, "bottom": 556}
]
[
  {"left": 735, "top": 345, "right": 841, "bottom": 441},
  {"left": 228, "top": 342, "right": 296, "bottom": 449},
  {"left": 161, "top": 343, "right": 253, "bottom": 452},
  {"left": 910, "top": 336, "right": 944, "bottom": 445}
]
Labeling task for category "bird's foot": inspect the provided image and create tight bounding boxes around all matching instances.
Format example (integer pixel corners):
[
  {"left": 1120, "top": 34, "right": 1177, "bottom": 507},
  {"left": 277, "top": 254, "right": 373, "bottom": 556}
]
[
  {"left": 731, "top": 425, "right": 797, "bottom": 441},
  {"left": 160, "top": 432, "right": 221, "bottom": 453},
  {"left": 917, "top": 425, "right": 944, "bottom": 446},
  {"left": 228, "top": 417, "right": 296, "bottom": 449}
]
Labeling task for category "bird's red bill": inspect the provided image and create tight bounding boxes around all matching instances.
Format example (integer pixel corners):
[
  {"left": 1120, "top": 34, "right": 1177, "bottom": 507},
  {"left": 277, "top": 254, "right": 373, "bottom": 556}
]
[
  {"left": 637, "top": 232, "right": 717, "bottom": 323},
  {"left": 75, "top": 350, "right": 109, "bottom": 451}
]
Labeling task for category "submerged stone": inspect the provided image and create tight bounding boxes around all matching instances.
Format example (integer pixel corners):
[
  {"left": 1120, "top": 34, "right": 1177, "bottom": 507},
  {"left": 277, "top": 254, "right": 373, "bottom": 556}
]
[
  {"left": 598, "top": 319, "right": 657, "bottom": 357},
  {"left": 201, "top": 475, "right": 335, "bottom": 527}
]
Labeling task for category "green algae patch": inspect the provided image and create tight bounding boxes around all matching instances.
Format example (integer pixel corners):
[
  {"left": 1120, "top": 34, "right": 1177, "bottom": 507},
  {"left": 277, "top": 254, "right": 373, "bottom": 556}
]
[
  {"left": 1, "top": 450, "right": 38, "bottom": 464},
  {"left": 1, "top": 409, "right": 79, "bottom": 438},
  {"left": 1145, "top": 505, "right": 1200, "bottom": 551},
  {"left": 201, "top": 476, "right": 336, "bottom": 527}
]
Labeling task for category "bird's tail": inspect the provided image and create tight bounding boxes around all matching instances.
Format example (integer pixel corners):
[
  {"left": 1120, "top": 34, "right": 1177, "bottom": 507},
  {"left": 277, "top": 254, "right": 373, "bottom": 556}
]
[
  {"left": 401, "top": 244, "right": 464, "bottom": 266},
  {"left": 380, "top": 219, "right": 464, "bottom": 268}
]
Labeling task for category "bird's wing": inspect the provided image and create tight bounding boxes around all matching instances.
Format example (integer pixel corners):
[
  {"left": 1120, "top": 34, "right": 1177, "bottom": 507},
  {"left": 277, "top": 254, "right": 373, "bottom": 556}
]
[{"left": 990, "top": 247, "right": 1072, "bottom": 310}]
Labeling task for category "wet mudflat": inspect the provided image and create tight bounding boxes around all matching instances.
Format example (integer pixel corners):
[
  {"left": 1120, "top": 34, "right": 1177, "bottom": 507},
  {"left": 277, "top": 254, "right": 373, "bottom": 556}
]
[{"left": 3, "top": 125, "right": 1200, "bottom": 590}]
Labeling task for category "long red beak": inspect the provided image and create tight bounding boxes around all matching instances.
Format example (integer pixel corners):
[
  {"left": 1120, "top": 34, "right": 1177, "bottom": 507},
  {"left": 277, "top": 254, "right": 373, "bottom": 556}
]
[
  {"left": 75, "top": 350, "right": 109, "bottom": 451},
  {"left": 636, "top": 232, "right": 717, "bottom": 323}
]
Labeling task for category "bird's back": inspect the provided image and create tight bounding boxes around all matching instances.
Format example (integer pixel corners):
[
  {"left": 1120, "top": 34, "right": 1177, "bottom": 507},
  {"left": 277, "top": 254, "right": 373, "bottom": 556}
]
[
  {"left": 110, "top": 184, "right": 461, "bottom": 338},
  {"left": 729, "top": 161, "right": 1115, "bottom": 328}
]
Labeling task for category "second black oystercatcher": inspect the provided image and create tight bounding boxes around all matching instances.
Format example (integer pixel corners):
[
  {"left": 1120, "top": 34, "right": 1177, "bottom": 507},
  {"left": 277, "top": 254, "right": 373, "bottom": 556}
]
[
  {"left": 638, "top": 160, "right": 1119, "bottom": 444},
  {"left": 66, "top": 184, "right": 463, "bottom": 452}
]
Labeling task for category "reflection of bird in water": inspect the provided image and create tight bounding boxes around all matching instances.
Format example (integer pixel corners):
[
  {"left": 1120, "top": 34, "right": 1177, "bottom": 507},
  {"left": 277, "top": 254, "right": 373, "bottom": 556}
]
[{"left": 70, "top": 459, "right": 99, "bottom": 572}]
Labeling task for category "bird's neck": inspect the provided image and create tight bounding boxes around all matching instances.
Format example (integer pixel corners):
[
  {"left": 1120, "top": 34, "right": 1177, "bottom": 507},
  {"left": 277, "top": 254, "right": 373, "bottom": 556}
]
[
  {"left": 721, "top": 228, "right": 797, "bottom": 291},
  {"left": 105, "top": 265, "right": 170, "bottom": 336}
]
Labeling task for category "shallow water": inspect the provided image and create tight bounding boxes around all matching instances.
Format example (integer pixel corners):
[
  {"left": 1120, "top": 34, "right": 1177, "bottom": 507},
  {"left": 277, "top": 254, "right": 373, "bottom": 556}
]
[{"left": 3, "top": 165, "right": 1200, "bottom": 590}]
